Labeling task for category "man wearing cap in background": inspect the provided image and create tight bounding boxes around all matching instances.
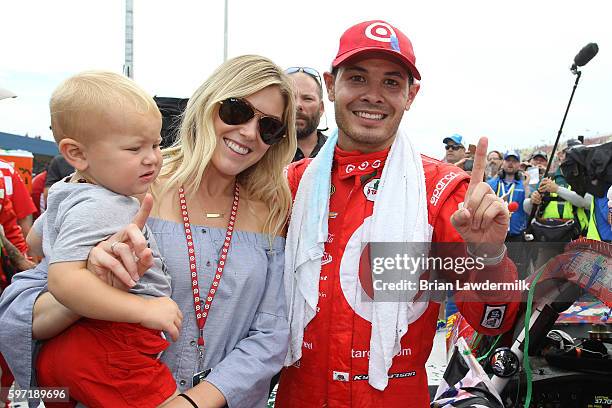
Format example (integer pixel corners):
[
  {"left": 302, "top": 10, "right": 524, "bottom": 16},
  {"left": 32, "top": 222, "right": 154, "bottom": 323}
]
[
  {"left": 442, "top": 133, "right": 467, "bottom": 165},
  {"left": 285, "top": 67, "right": 328, "bottom": 162},
  {"left": 487, "top": 150, "right": 529, "bottom": 276},
  {"left": 277, "top": 20, "right": 519, "bottom": 407},
  {"left": 529, "top": 149, "right": 548, "bottom": 172}
]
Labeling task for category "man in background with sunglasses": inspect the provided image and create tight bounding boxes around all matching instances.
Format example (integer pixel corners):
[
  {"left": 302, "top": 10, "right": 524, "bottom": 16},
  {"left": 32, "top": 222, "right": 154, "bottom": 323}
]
[
  {"left": 285, "top": 67, "right": 328, "bottom": 162},
  {"left": 443, "top": 133, "right": 467, "bottom": 165},
  {"left": 278, "top": 20, "right": 519, "bottom": 407}
]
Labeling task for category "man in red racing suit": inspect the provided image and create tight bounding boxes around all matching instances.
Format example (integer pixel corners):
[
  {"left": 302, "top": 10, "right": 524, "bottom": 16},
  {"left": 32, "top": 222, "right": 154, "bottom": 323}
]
[
  {"left": 276, "top": 149, "right": 519, "bottom": 407},
  {"left": 275, "top": 19, "right": 519, "bottom": 408}
]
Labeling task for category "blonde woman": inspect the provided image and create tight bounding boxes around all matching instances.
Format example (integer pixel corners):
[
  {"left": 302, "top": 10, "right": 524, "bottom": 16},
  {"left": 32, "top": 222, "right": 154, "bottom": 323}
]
[{"left": 0, "top": 55, "right": 296, "bottom": 408}]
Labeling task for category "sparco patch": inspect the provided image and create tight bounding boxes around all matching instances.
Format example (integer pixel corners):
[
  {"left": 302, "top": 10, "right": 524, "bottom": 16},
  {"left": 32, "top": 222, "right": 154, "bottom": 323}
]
[{"left": 430, "top": 172, "right": 459, "bottom": 206}]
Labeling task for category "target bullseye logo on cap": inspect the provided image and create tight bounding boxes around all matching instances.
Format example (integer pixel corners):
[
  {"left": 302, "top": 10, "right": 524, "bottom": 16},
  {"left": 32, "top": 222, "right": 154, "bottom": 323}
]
[{"left": 365, "top": 22, "right": 396, "bottom": 43}]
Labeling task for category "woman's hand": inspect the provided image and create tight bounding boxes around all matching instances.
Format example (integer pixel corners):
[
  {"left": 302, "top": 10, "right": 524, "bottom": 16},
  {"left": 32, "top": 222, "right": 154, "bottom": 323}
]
[{"left": 87, "top": 194, "right": 155, "bottom": 289}]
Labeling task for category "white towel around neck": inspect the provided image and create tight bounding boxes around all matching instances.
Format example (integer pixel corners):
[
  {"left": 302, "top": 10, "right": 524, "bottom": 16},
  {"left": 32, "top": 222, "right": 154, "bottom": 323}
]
[{"left": 284, "top": 127, "right": 433, "bottom": 390}]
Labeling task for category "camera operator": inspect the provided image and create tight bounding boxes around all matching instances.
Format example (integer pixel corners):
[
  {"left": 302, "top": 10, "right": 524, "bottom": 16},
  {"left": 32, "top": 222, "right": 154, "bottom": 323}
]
[{"left": 523, "top": 176, "right": 591, "bottom": 234}]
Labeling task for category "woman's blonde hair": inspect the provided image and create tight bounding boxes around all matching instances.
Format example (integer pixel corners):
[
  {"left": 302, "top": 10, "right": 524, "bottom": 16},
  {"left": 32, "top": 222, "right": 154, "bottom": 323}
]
[
  {"left": 160, "top": 55, "right": 297, "bottom": 238},
  {"left": 49, "top": 70, "right": 159, "bottom": 143}
]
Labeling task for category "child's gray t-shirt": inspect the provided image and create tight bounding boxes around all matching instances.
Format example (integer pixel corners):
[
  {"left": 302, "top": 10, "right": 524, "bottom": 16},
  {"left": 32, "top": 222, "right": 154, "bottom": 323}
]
[{"left": 43, "top": 180, "right": 171, "bottom": 298}]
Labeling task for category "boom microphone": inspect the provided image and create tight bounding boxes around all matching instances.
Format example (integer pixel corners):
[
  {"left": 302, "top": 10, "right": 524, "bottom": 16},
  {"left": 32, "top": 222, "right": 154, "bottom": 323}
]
[{"left": 571, "top": 43, "right": 599, "bottom": 71}]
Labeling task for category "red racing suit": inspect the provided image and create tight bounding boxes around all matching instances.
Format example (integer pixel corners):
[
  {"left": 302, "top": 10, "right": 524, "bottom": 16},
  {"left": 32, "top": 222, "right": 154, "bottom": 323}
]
[{"left": 276, "top": 147, "right": 519, "bottom": 408}]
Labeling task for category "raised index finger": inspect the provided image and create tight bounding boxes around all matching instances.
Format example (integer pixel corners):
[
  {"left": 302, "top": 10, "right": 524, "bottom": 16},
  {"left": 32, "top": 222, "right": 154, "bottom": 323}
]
[
  {"left": 465, "top": 137, "right": 489, "bottom": 200},
  {"left": 133, "top": 193, "right": 153, "bottom": 231}
]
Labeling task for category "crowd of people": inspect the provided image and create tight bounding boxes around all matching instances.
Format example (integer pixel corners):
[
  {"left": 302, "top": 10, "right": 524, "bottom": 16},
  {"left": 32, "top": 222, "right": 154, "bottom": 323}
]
[
  {"left": 0, "top": 18, "right": 609, "bottom": 408},
  {"left": 441, "top": 133, "right": 611, "bottom": 271}
]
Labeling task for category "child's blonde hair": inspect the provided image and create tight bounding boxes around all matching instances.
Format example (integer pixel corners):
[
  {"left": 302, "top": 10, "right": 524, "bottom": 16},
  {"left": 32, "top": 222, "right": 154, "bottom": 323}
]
[
  {"left": 50, "top": 70, "right": 160, "bottom": 143},
  {"left": 160, "top": 55, "right": 297, "bottom": 239}
]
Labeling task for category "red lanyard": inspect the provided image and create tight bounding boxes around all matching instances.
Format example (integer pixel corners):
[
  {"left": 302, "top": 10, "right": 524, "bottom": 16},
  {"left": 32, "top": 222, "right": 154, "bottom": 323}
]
[{"left": 178, "top": 184, "right": 239, "bottom": 348}]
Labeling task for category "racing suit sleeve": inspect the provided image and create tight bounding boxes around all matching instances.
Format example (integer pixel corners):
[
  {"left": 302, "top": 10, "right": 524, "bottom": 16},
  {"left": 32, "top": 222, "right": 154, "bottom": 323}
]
[{"left": 433, "top": 180, "right": 520, "bottom": 336}]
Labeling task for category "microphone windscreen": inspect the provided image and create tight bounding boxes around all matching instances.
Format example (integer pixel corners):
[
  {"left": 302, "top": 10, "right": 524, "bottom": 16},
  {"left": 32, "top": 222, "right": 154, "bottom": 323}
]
[
  {"left": 574, "top": 43, "right": 599, "bottom": 67},
  {"left": 508, "top": 202, "right": 519, "bottom": 212}
]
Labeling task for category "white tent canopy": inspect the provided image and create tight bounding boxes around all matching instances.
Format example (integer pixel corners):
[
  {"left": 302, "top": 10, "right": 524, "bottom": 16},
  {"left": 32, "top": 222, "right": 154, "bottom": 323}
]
[{"left": 0, "top": 87, "right": 17, "bottom": 101}]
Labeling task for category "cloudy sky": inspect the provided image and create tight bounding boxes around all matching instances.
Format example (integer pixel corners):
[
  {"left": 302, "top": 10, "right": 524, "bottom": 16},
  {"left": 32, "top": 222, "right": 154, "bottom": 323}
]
[{"left": 1, "top": 0, "right": 610, "bottom": 157}]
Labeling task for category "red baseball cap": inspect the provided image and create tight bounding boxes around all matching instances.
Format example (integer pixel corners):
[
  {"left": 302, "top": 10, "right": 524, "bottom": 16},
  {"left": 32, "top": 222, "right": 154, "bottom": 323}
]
[{"left": 332, "top": 20, "right": 421, "bottom": 80}]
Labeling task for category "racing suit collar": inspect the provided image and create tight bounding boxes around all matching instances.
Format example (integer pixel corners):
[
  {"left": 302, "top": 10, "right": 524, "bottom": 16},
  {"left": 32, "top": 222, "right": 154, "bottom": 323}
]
[{"left": 334, "top": 146, "right": 390, "bottom": 180}]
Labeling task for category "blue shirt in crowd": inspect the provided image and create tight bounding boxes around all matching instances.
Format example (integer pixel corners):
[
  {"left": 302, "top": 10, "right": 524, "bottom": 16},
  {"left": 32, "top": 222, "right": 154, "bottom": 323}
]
[
  {"left": 487, "top": 177, "right": 527, "bottom": 236},
  {"left": 593, "top": 195, "right": 612, "bottom": 241}
]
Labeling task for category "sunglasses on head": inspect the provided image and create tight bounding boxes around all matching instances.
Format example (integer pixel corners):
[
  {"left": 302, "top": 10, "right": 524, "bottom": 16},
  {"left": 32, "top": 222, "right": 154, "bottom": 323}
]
[
  {"left": 285, "top": 67, "right": 322, "bottom": 85},
  {"left": 445, "top": 144, "right": 464, "bottom": 151},
  {"left": 218, "top": 97, "right": 286, "bottom": 145}
]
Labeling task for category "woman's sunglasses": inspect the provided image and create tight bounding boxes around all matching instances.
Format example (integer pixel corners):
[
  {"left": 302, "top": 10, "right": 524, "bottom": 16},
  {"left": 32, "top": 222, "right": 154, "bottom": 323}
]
[{"left": 218, "top": 98, "right": 286, "bottom": 145}]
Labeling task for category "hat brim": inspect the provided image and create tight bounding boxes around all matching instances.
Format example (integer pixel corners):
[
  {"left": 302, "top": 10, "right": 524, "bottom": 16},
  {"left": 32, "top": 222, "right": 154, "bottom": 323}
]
[
  {"left": 332, "top": 47, "right": 421, "bottom": 80},
  {"left": 504, "top": 155, "right": 520, "bottom": 161},
  {"left": 442, "top": 137, "right": 464, "bottom": 146}
]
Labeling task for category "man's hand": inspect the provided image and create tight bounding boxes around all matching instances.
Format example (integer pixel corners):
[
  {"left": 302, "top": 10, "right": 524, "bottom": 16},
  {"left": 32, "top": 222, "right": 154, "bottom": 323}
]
[
  {"left": 454, "top": 157, "right": 468, "bottom": 170},
  {"left": 523, "top": 171, "right": 531, "bottom": 184},
  {"left": 538, "top": 178, "right": 559, "bottom": 193},
  {"left": 450, "top": 137, "right": 510, "bottom": 253},
  {"left": 0, "top": 226, "right": 36, "bottom": 271},
  {"left": 140, "top": 297, "right": 183, "bottom": 342},
  {"left": 87, "top": 194, "right": 155, "bottom": 289},
  {"left": 531, "top": 190, "right": 543, "bottom": 205}
]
